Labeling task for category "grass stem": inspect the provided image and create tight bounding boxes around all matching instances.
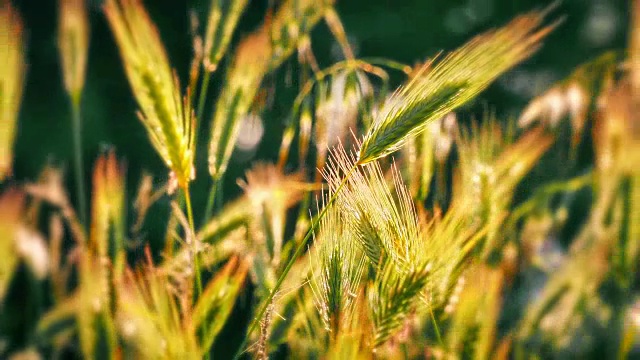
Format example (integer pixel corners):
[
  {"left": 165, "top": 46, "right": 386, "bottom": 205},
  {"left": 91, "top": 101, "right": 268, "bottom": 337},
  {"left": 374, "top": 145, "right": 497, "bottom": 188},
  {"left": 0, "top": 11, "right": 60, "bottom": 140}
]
[
  {"left": 196, "top": 71, "right": 212, "bottom": 135},
  {"left": 71, "top": 97, "right": 87, "bottom": 226},
  {"left": 184, "top": 186, "right": 203, "bottom": 298},
  {"left": 202, "top": 177, "right": 218, "bottom": 228},
  {"left": 429, "top": 306, "right": 444, "bottom": 348},
  {"left": 232, "top": 164, "right": 358, "bottom": 360}
]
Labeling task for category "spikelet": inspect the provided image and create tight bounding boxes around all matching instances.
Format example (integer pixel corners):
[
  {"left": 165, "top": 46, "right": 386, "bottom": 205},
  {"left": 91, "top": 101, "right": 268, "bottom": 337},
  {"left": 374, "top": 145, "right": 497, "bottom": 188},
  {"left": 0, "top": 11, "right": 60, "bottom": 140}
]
[
  {"left": 58, "top": 0, "right": 89, "bottom": 103},
  {"left": 358, "top": 11, "right": 553, "bottom": 164},
  {"left": 314, "top": 71, "right": 370, "bottom": 171},
  {"left": 322, "top": 144, "right": 420, "bottom": 268},
  {"left": 208, "top": 30, "right": 270, "bottom": 180},
  {"left": 309, "top": 205, "right": 366, "bottom": 336},
  {"left": 445, "top": 264, "right": 504, "bottom": 359},
  {"left": 0, "top": 1, "right": 26, "bottom": 181},
  {"left": 104, "top": 0, "right": 195, "bottom": 190},
  {"left": 202, "top": 0, "right": 249, "bottom": 72},
  {"left": 368, "top": 259, "right": 431, "bottom": 348},
  {"left": 455, "top": 117, "right": 553, "bottom": 257},
  {"left": 191, "top": 257, "right": 248, "bottom": 354},
  {"left": 237, "top": 163, "right": 304, "bottom": 264},
  {"left": 90, "top": 151, "right": 126, "bottom": 276},
  {"left": 117, "top": 260, "right": 200, "bottom": 359},
  {"left": 208, "top": 0, "right": 332, "bottom": 180}
]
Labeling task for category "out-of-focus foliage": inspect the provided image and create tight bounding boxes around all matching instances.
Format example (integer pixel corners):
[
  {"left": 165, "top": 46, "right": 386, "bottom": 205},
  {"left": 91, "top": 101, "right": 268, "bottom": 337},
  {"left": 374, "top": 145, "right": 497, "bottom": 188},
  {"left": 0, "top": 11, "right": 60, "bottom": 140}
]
[{"left": 1, "top": 0, "right": 639, "bottom": 359}]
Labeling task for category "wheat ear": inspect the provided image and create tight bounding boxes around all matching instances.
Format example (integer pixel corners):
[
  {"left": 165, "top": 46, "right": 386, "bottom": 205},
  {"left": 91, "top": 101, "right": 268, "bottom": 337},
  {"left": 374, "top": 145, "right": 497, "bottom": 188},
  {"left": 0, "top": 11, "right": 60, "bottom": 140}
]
[{"left": 358, "top": 11, "right": 555, "bottom": 165}]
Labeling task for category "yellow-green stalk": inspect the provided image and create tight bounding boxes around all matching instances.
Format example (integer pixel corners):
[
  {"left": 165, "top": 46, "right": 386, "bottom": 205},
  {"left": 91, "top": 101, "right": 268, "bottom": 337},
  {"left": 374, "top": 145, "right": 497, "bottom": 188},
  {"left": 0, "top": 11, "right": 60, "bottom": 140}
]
[{"left": 59, "top": 0, "right": 90, "bottom": 225}]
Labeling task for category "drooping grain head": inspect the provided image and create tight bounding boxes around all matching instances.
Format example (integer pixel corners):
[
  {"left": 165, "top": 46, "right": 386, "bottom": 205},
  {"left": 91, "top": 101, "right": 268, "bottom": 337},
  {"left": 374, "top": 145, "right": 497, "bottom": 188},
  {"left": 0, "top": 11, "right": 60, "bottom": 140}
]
[
  {"left": 315, "top": 71, "right": 369, "bottom": 165},
  {"left": 358, "top": 11, "right": 554, "bottom": 165},
  {"left": 58, "top": 0, "right": 89, "bottom": 103},
  {"left": 104, "top": 0, "right": 195, "bottom": 190},
  {"left": 0, "top": 1, "right": 26, "bottom": 181},
  {"left": 519, "top": 52, "right": 619, "bottom": 152}
]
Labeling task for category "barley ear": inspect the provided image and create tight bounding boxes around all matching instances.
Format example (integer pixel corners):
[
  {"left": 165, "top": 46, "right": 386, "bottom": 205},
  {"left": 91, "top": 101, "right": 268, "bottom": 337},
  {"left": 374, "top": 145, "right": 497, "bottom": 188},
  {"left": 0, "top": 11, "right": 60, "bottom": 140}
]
[
  {"left": 104, "top": 0, "right": 195, "bottom": 190},
  {"left": 58, "top": 0, "right": 89, "bottom": 104},
  {"left": 357, "top": 11, "right": 554, "bottom": 165},
  {"left": 0, "top": 1, "right": 26, "bottom": 181}
]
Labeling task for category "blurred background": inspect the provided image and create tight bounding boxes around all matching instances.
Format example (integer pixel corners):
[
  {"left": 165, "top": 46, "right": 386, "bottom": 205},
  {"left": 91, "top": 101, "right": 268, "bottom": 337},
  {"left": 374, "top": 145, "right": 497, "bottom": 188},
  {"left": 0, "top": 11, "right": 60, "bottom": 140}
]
[
  {"left": 11, "top": 0, "right": 629, "bottom": 203},
  {"left": 5, "top": 0, "right": 632, "bottom": 357}
]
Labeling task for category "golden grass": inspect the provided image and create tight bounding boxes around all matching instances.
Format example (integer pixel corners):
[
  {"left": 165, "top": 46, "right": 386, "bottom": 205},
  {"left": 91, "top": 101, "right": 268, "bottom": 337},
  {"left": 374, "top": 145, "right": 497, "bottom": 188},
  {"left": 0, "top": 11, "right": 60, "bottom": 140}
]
[
  {"left": 0, "top": 1, "right": 26, "bottom": 181},
  {"left": 104, "top": 0, "right": 195, "bottom": 190}
]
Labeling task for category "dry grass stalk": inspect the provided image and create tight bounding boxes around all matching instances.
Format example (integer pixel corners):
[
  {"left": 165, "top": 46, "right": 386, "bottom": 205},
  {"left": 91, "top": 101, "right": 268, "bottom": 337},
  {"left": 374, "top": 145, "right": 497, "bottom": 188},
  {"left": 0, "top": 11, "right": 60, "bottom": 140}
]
[
  {"left": 58, "top": 0, "right": 89, "bottom": 103},
  {"left": 358, "top": 11, "right": 554, "bottom": 164},
  {"left": 0, "top": 1, "right": 26, "bottom": 181},
  {"left": 104, "top": 0, "right": 195, "bottom": 190}
]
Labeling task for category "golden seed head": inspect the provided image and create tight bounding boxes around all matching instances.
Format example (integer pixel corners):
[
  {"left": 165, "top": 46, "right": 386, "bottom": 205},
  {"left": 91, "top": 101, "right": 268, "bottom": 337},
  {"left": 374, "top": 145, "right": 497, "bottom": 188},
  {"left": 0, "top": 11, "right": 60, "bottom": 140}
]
[{"left": 104, "top": 0, "right": 195, "bottom": 189}]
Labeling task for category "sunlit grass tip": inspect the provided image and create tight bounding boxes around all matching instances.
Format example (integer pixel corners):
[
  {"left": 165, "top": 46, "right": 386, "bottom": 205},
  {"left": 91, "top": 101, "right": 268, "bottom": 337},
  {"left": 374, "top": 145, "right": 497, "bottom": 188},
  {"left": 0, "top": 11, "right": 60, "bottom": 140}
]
[
  {"left": 104, "top": 0, "right": 195, "bottom": 191},
  {"left": 357, "top": 10, "right": 555, "bottom": 165}
]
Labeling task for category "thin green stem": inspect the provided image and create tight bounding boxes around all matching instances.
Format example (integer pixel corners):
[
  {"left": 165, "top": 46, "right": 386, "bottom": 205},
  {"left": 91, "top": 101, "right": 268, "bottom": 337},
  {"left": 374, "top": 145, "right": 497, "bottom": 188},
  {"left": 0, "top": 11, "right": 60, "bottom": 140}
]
[
  {"left": 429, "top": 306, "right": 444, "bottom": 349},
  {"left": 215, "top": 175, "right": 224, "bottom": 211},
  {"left": 71, "top": 98, "right": 87, "bottom": 227},
  {"left": 202, "top": 177, "right": 219, "bottom": 228},
  {"left": 184, "top": 186, "right": 203, "bottom": 298},
  {"left": 232, "top": 164, "right": 358, "bottom": 360},
  {"left": 196, "top": 71, "right": 212, "bottom": 132}
]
